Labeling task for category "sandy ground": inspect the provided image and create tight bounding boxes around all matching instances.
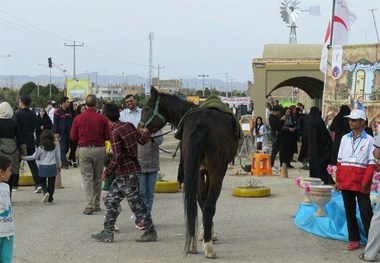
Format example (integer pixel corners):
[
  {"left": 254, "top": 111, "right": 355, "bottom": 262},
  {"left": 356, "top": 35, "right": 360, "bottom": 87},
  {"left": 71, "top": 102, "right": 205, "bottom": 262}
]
[{"left": 11, "top": 125, "right": 365, "bottom": 263}]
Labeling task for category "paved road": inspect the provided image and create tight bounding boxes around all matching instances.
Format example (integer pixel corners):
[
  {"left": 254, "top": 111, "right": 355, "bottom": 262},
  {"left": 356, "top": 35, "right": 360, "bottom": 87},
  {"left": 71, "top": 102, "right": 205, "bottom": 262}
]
[{"left": 12, "top": 134, "right": 364, "bottom": 263}]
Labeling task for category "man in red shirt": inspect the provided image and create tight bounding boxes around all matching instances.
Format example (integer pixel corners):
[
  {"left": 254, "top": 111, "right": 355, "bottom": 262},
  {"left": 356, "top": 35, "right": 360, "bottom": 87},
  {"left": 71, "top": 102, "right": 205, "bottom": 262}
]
[
  {"left": 70, "top": 94, "right": 110, "bottom": 215},
  {"left": 91, "top": 103, "right": 157, "bottom": 243}
]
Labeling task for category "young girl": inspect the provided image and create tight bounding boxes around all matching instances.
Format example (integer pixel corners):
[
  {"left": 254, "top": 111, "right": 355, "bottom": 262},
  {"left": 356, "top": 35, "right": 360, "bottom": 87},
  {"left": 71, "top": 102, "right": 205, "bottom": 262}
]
[
  {"left": 254, "top": 116, "right": 266, "bottom": 152},
  {"left": 0, "top": 155, "right": 14, "bottom": 263},
  {"left": 22, "top": 130, "right": 60, "bottom": 204}
]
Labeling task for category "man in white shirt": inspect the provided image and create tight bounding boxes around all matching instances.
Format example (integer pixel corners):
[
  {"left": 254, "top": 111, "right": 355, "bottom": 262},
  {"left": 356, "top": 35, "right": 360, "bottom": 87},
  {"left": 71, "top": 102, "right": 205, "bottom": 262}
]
[
  {"left": 119, "top": 94, "right": 142, "bottom": 127},
  {"left": 47, "top": 100, "right": 57, "bottom": 125}
]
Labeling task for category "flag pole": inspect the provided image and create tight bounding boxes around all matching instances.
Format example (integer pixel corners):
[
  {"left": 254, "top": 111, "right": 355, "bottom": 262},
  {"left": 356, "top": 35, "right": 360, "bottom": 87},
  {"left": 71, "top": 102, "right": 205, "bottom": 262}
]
[{"left": 329, "top": 0, "right": 337, "bottom": 46}]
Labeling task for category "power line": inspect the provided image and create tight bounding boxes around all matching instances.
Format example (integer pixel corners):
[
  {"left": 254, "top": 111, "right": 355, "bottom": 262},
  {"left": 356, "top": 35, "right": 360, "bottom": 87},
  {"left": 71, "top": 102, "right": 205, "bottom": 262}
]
[
  {"left": 0, "top": 9, "right": 73, "bottom": 42},
  {"left": 0, "top": 19, "right": 62, "bottom": 43}
]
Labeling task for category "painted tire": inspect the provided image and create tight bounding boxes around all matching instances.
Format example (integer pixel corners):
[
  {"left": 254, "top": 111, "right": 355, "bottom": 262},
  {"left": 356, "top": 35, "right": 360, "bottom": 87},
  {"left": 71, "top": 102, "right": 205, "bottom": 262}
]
[
  {"left": 155, "top": 181, "right": 180, "bottom": 193},
  {"left": 19, "top": 173, "right": 35, "bottom": 186},
  {"left": 232, "top": 187, "right": 271, "bottom": 198}
]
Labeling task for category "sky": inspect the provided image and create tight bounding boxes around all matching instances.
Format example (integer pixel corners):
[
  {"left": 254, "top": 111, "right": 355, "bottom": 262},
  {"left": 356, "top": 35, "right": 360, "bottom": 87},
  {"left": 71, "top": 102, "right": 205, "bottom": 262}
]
[{"left": 0, "top": 0, "right": 379, "bottom": 83}]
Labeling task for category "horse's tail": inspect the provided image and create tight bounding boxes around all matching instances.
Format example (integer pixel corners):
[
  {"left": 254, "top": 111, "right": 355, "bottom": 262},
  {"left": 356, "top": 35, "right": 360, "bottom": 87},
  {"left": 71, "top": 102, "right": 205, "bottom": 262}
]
[{"left": 184, "top": 123, "right": 206, "bottom": 254}]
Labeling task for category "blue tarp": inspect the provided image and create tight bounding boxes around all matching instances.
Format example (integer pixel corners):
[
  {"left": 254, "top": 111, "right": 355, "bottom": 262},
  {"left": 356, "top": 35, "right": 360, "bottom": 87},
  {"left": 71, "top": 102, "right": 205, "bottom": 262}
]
[{"left": 294, "top": 191, "right": 371, "bottom": 244}]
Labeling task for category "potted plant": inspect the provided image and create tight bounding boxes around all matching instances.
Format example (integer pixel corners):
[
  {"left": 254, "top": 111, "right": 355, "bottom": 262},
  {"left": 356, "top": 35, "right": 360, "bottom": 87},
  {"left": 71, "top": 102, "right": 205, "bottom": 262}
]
[
  {"left": 154, "top": 172, "right": 180, "bottom": 193},
  {"left": 232, "top": 178, "right": 271, "bottom": 198}
]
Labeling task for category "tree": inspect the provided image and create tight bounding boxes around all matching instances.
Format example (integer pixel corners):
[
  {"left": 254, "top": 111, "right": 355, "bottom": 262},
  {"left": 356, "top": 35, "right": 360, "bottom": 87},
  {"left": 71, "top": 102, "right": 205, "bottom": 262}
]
[
  {"left": 0, "top": 88, "right": 19, "bottom": 107},
  {"left": 19, "top": 82, "right": 37, "bottom": 96},
  {"left": 19, "top": 82, "right": 63, "bottom": 107}
]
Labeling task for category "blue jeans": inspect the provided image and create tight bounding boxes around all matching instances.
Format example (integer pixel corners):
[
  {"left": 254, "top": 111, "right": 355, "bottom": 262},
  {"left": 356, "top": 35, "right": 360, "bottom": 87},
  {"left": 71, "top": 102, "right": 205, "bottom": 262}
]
[
  {"left": 0, "top": 236, "right": 14, "bottom": 263},
  {"left": 59, "top": 136, "right": 70, "bottom": 167},
  {"left": 139, "top": 172, "right": 157, "bottom": 214}
]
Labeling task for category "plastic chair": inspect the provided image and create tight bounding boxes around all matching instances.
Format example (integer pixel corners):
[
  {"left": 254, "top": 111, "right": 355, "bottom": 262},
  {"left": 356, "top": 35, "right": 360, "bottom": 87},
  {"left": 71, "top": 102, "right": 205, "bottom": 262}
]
[{"left": 251, "top": 153, "right": 272, "bottom": 176}]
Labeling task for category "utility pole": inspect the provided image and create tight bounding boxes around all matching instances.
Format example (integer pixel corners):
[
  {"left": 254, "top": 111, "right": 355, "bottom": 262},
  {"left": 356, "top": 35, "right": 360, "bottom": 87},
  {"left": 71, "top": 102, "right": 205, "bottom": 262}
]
[
  {"left": 64, "top": 41, "right": 84, "bottom": 79},
  {"left": 198, "top": 74, "right": 209, "bottom": 97},
  {"left": 225, "top": 72, "right": 229, "bottom": 97},
  {"left": 369, "top": 9, "right": 380, "bottom": 43},
  {"left": 147, "top": 32, "right": 154, "bottom": 94},
  {"left": 230, "top": 78, "right": 234, "bottom": 97},
  {"left": 153, "top": 64, "right": 165, "bottom": 88}
]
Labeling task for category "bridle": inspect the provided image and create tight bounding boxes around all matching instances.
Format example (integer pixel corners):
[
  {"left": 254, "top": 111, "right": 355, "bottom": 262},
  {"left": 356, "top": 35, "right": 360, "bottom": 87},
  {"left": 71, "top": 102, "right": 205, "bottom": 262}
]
[{"left": 138, "top": 95, "right": 166, "bottom": 128}]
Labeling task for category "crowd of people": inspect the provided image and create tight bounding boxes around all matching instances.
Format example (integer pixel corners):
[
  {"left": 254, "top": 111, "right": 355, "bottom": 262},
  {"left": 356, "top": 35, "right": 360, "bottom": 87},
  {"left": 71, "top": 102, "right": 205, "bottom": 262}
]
[
  {"left": 0, "top": 93, "right": 164, "bottom": 261},
  {"left": 241, "top": 98, "right": 380, "bottom": 261},
  {"left": 2, "top": 92, "right": 380, "bottom": 261}
]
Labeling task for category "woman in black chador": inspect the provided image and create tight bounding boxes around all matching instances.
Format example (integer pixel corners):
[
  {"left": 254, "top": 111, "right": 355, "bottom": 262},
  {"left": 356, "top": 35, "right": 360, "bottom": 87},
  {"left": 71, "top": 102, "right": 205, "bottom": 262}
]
[
  {"left": 329, "top": 105, "right": 351, "bottom": 165},
  {"left": 307, "top": 106, "right": 334, "bottom": 185}
]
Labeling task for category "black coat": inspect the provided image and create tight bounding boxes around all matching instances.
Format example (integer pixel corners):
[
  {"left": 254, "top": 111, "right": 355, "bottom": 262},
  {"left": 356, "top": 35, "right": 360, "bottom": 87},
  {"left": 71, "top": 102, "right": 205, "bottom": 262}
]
[
  {"left": 36, "top": 113, "right": 53, "bottom": 143},
  {"left": 307, "top": 107, "right": 334, "bottom": 185},
  {"left": 12, "top": 108, "right": 37, "bottom": 149},
  {"left": 329, "top": 105, "right": 351, "bottom": 165}
]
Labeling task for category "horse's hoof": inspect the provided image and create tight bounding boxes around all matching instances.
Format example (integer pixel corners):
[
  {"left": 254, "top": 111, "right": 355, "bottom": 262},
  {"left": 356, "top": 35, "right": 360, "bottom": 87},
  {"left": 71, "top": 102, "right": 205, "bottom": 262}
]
[
  {"left": 189, "top": 249, "right": 198, "bottom": 254},
  {"left": 203, "top": 241, "right": 216, "bottom": 259}
]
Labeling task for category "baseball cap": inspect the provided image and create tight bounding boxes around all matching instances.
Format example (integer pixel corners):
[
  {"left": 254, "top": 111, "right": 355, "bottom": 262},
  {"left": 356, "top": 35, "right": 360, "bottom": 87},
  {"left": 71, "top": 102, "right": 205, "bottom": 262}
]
[{"left": 344, "top": 109, "right": 367, "bottom": 121}]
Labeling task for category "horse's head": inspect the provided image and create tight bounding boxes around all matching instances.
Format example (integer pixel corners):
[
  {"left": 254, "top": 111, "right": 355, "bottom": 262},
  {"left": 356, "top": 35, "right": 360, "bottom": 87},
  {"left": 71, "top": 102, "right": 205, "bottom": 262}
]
[{"left": 138, "top": 86, "right": 167, "bottom": 133}]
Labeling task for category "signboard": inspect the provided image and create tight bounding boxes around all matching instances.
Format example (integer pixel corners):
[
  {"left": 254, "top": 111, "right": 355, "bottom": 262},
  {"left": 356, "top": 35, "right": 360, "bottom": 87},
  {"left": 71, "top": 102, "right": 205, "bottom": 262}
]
[
  {"left": 220, "top": 96, "right": 251, "bottom": 106},
  {"left": 66, "top": 79, "right": 90, "bottom": 101},
  {"left": 323, "top": 44, "right": 380, "bottom": 122}
]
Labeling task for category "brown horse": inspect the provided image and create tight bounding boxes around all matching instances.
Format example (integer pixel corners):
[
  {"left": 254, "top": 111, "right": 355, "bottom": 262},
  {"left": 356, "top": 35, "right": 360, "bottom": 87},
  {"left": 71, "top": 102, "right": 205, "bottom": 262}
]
[{"left": 139, "top": 87, "right": 239, "bottom": 258}]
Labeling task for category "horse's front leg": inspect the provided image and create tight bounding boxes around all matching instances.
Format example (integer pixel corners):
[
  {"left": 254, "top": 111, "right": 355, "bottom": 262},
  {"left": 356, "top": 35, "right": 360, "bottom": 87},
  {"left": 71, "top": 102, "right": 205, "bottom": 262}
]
[{"left": 188, "top": 236, "right": 198, "bottom": 254}]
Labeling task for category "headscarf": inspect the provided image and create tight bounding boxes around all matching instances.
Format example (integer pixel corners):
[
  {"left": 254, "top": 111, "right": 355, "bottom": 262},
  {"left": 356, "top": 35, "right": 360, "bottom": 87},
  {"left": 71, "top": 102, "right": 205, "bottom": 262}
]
[
  {"left": 0, "top": 102, "right": 14, "bottom": 119},
  {"left": 330, "top": 104, "right": 351, "bottom": 136}
]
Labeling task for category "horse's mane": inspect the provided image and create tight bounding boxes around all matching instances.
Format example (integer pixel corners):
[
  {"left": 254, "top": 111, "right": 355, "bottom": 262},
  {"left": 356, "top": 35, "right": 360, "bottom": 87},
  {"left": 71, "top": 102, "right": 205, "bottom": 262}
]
[{"left": 158, "top": 92, "right": 195, "bottom": 117}]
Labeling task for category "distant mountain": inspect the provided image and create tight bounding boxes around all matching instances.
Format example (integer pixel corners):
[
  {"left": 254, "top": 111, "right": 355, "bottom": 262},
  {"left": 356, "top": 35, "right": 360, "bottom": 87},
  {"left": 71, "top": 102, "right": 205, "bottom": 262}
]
[{"left": 0, "top": 74, "right": 247, "bottom": 91}]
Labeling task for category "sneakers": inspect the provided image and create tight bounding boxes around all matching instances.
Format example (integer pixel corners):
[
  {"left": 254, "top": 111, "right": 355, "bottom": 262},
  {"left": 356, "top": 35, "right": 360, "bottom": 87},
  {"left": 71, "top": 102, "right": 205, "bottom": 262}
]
[
  {"left": 73, "top": 162, "right": 78, "bottom": 168},
  {"left": 135, "top": 229, "right": 157, "bottom": 242},
  {"left": 359, "top": 253, "right": 375, "bottom": 262},
  {"left": 42, "top": 193, "right": 50, "bottom": 203},
  {"left": 34, "top": 186, "right": 42, "bottom": 194},
  {"left": 135, "top": 219, "right": 146, "bottom": 230},
  {"left": 91, "top": 229, "right": 114, "bottom": 243},
  {"left": 93, "top": 207, "right": 101, "bottom": 212},
  {"left": 346, "top": 241, "right": 360, "bottom": 250}
]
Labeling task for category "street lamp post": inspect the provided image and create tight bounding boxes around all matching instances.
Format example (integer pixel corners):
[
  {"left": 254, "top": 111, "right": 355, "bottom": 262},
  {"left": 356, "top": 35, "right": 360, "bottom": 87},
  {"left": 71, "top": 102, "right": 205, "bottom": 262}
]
[
  {"left": 86, "top": 69, "right": 108, "bottom": 94},
  {"left": 198, "top": 74, "right": 209, "bottom": 97}
]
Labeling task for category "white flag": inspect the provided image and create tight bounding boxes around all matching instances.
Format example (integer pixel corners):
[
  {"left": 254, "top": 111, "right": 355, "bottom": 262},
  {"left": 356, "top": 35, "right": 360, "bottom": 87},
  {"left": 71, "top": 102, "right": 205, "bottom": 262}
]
[{"left": 319, "top": 0, "right": 357, "bottom": 73}]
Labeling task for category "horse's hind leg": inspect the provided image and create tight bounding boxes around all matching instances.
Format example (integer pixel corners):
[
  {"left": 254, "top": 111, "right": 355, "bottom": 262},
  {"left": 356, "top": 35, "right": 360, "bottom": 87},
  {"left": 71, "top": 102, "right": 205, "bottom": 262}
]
[
  {"left": 197, "top": 168, "right": 208, "bottom": 241},
  {"left": 202, "top": 177, "right": 223, "bottom": 259}
]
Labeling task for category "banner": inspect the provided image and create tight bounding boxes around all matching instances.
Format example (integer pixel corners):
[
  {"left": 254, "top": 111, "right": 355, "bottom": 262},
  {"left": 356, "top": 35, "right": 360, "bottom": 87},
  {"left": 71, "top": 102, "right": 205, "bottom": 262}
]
[
  {"left": 323, "top": 44, "right": 380, "bottom": 123},
  {"left": 331, "top": 46, "right": 343, "bottom": 79},
  {"left": 220, "top": 97, "right": 250, "bottom": 105},
  {"left": 66, "top": 79, "right": 90, "bottom": 101}
]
